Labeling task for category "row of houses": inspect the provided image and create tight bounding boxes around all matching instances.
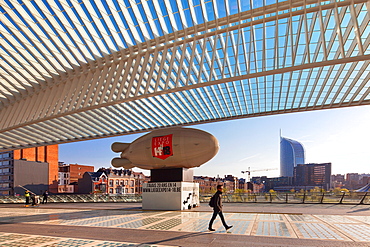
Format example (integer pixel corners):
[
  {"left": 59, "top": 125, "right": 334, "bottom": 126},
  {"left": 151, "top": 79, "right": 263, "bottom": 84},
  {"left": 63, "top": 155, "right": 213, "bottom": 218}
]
[
  {"left": 76, "top": 171, "right": 247, "bottom": 195},
  {"left": 70, "top": 168, "right": 245, "bottom": 195},
  {"left": 59, "top": 166, "right": 148, "bottom": 195},
  {"left": 194, "top": 175, "right": 250, "bottom": 194}
]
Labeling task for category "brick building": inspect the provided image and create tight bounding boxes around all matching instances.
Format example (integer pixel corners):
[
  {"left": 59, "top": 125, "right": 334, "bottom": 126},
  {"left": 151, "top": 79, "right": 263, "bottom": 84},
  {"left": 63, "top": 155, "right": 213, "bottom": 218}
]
[
  {"left": 194, "top": 176, "right": 218, "bottom": 193},
  {"left": 58, "top": 163, "right": 94, "bottom": 193},
  {"left": 294, "top": 163, "right": 332, "bottom": 191},
  {"left": 346, "top": 173, "right": 370, "bottom": 190},
  {"left": 133, "top": 172, "right": 148, "bottom": 194},
  {"left": 251, "top": 176, "right": 293, "bottom": 192},
  {"left": 13, "top": 145, "right": 59, "bottom": 193},
  {"left": 78, "top": 172, "right": 108, "bottom": 194},
  {"left": 98, "top": 168, "right": 146, "bottom": 195},
  {"left": 194, "top": 175, "right": 241, "bottom": 194},
  {"left": 331, "top": 174, "right": 345, "bottom": 188},
  {"left": 224, "top": 175, "right": 239, "bottom": 193},
  {"left": 0, "top": 145, "right": 59, "bottom": 195}
]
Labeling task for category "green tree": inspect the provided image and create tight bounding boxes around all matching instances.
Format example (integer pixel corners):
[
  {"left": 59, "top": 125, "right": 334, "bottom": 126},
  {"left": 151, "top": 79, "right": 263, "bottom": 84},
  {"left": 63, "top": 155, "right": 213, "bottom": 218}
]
[{"left": 235, "top": 188, "right": 247, "bottom": 194}]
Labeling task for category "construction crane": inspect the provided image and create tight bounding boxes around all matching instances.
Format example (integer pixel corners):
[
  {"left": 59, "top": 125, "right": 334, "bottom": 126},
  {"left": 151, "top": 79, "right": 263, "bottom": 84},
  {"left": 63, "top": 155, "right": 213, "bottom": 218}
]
[{"left": 241, "top": 167, "right": 278, "bottom": 182}]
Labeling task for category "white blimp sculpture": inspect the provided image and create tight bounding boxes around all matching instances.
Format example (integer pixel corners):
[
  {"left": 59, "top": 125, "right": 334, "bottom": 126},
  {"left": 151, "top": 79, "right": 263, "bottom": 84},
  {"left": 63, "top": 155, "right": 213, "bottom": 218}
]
[{"left": 111, "top": 127, "right": 219, "bottom": 210}]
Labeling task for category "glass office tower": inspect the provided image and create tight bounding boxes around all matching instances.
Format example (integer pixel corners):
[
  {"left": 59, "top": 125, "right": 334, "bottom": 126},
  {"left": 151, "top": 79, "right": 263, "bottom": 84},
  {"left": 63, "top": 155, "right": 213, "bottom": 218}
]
[{"left": 280, "top": 137, "right": 305, "bottom": 177}]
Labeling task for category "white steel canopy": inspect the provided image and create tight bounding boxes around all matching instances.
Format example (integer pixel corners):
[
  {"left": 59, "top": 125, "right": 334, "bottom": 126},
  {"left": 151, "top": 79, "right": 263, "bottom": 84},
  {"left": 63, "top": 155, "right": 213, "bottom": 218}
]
[{"left": 0, "top": 0, "right": 369, "bottom": 151}]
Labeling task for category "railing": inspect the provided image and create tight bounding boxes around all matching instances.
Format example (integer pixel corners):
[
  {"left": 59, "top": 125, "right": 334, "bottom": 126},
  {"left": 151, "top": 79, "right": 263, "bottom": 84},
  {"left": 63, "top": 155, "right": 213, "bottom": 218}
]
[
  {"left": 200, "top": 192, "right": 370, "bottom": 204},
  {"left": 0, "top": 192, "right": 368, "bottom": 204},
  {"left": 0, "top": 194, "right": 142, "bottom": 204}
]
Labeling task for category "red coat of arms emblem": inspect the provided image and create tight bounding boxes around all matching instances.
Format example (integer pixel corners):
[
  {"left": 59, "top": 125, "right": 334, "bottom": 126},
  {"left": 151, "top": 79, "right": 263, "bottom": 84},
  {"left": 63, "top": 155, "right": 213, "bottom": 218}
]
[{"left": 152, "top": 134, "right": 173, "bottom": 160}]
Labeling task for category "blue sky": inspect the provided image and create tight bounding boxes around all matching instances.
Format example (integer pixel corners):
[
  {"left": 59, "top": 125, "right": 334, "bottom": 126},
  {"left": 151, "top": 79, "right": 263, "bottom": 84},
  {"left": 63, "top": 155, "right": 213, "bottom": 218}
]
[{"left": 59, "top": 105, "right": 370, "bottom": 179}]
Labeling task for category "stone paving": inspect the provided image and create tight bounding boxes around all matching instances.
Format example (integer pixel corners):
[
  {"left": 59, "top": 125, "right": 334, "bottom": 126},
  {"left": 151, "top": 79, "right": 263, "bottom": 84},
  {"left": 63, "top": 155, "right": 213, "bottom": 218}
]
[
  {"left": 0, "top": 232, "right": 174, "bottom": 247},
  {"left": 0, "top": 207, "right": 369, "bottom": 245}
]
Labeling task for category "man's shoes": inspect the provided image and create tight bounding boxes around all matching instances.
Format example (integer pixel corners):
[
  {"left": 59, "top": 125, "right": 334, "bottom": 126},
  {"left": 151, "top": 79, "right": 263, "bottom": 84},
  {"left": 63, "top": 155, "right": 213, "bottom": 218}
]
[
  {"left": 225, "top": 225, "right": 233, "bottom": 230},
  {"left": 208, "top": 228, "right": 215, "bottom": 231}
]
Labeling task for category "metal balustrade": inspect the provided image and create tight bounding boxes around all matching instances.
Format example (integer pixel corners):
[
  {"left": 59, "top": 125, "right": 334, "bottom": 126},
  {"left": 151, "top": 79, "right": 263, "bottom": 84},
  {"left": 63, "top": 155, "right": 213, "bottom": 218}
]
[
  {"left": 0, "top": 194, "right": 142, "bottom": 204},
  {"left": 0, "top": 192, "right": 368, "bottom": 204},
  {"left": 200, "top": 192, "right": 370, "bottom": 205}
]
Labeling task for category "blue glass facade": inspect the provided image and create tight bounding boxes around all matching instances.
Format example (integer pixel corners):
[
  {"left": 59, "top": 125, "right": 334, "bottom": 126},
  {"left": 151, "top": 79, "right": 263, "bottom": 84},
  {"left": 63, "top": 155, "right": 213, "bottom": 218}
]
[{"left": 280, "top": 137, "right": 305, "bottom": 177}]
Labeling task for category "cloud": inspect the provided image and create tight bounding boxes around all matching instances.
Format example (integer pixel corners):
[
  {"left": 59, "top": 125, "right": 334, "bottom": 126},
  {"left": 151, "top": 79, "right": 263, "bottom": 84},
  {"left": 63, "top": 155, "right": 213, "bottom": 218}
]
[{"left": 239, "top": 154, "right": 261, "bottom": 162}]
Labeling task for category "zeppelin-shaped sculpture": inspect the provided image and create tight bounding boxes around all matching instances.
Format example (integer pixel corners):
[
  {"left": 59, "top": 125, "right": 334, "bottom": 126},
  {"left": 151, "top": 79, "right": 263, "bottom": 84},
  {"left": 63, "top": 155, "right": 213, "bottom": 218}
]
[{"left": 111, "top": 128, "right": 219, "bottom": 170}]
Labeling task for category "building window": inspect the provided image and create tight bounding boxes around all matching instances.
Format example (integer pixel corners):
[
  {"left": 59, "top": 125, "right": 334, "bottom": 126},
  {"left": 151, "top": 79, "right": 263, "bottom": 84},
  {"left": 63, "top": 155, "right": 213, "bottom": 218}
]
[
  {"left": 125, "top": 180, "right": 128, "bottom": 185},
  {"left": 109, "top": 180, "right": 113, "bottom": 187},
  {"left": 116, "top": 180, "right": 119, "bottom": 185},
  {"left": 0, "top": 168, "right": 10, "bottom": 173},
  {"left": 131, "top": 180, "right": 134, "bottom": 187},
  {"left": 125, "top": 188, "right": 128, "bottom": 193},
  {"left": 115, "top": 188, "right": 120, "bottom": 194},
  {"left": 131, "top": 188, "right": 134, "bottom": 193},
  {"left": 109, "top": 188, "right": 113, "bottom": 194}
]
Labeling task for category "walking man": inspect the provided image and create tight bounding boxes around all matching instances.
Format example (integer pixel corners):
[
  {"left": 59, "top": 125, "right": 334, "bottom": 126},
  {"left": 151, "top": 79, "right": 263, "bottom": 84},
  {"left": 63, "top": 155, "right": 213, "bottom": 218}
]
[
  {"left": 42, "top": 190, "right": 48, "bottom": 204},
  {"left": 208, "top": 185, "right": 233, "bottom": 231}
]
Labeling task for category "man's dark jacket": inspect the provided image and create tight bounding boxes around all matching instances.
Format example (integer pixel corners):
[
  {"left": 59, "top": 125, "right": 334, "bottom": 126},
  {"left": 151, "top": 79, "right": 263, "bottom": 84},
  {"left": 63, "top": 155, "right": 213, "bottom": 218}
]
[{"left": 213, "top": 190, "right": 223, "bottom": 212}]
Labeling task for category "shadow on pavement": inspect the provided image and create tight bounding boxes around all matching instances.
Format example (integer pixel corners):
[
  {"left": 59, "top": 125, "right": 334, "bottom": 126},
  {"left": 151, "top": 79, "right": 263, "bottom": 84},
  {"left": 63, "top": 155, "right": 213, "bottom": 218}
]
[{"left": 142, "top": 232, "right": 210, "bottom": 245}]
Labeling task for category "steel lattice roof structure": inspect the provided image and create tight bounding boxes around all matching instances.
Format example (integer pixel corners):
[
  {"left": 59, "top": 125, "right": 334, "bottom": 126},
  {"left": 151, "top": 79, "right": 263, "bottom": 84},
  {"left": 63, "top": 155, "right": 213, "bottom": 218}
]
[{"left": 0, "top": 0, "right": 369, "bottom": 151}]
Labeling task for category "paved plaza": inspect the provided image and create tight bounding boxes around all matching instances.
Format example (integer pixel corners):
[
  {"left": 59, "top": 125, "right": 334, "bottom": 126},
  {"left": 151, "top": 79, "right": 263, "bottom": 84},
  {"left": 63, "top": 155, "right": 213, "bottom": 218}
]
[{"left": 0, "top": 203, "right": 369, "bottom": 246}]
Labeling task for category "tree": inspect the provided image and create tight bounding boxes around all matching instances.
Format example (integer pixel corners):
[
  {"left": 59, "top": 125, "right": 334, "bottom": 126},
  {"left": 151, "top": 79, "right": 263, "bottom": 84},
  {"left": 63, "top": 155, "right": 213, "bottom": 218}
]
[
  {"left": 332, "top": 187, "right": 349, "bottom": 195},
  {"left": 235, "top": 188, "right": 247, "bottom": 194},
  {"left": 310, "top": 187, "right": 321, "bottom": 193}
]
